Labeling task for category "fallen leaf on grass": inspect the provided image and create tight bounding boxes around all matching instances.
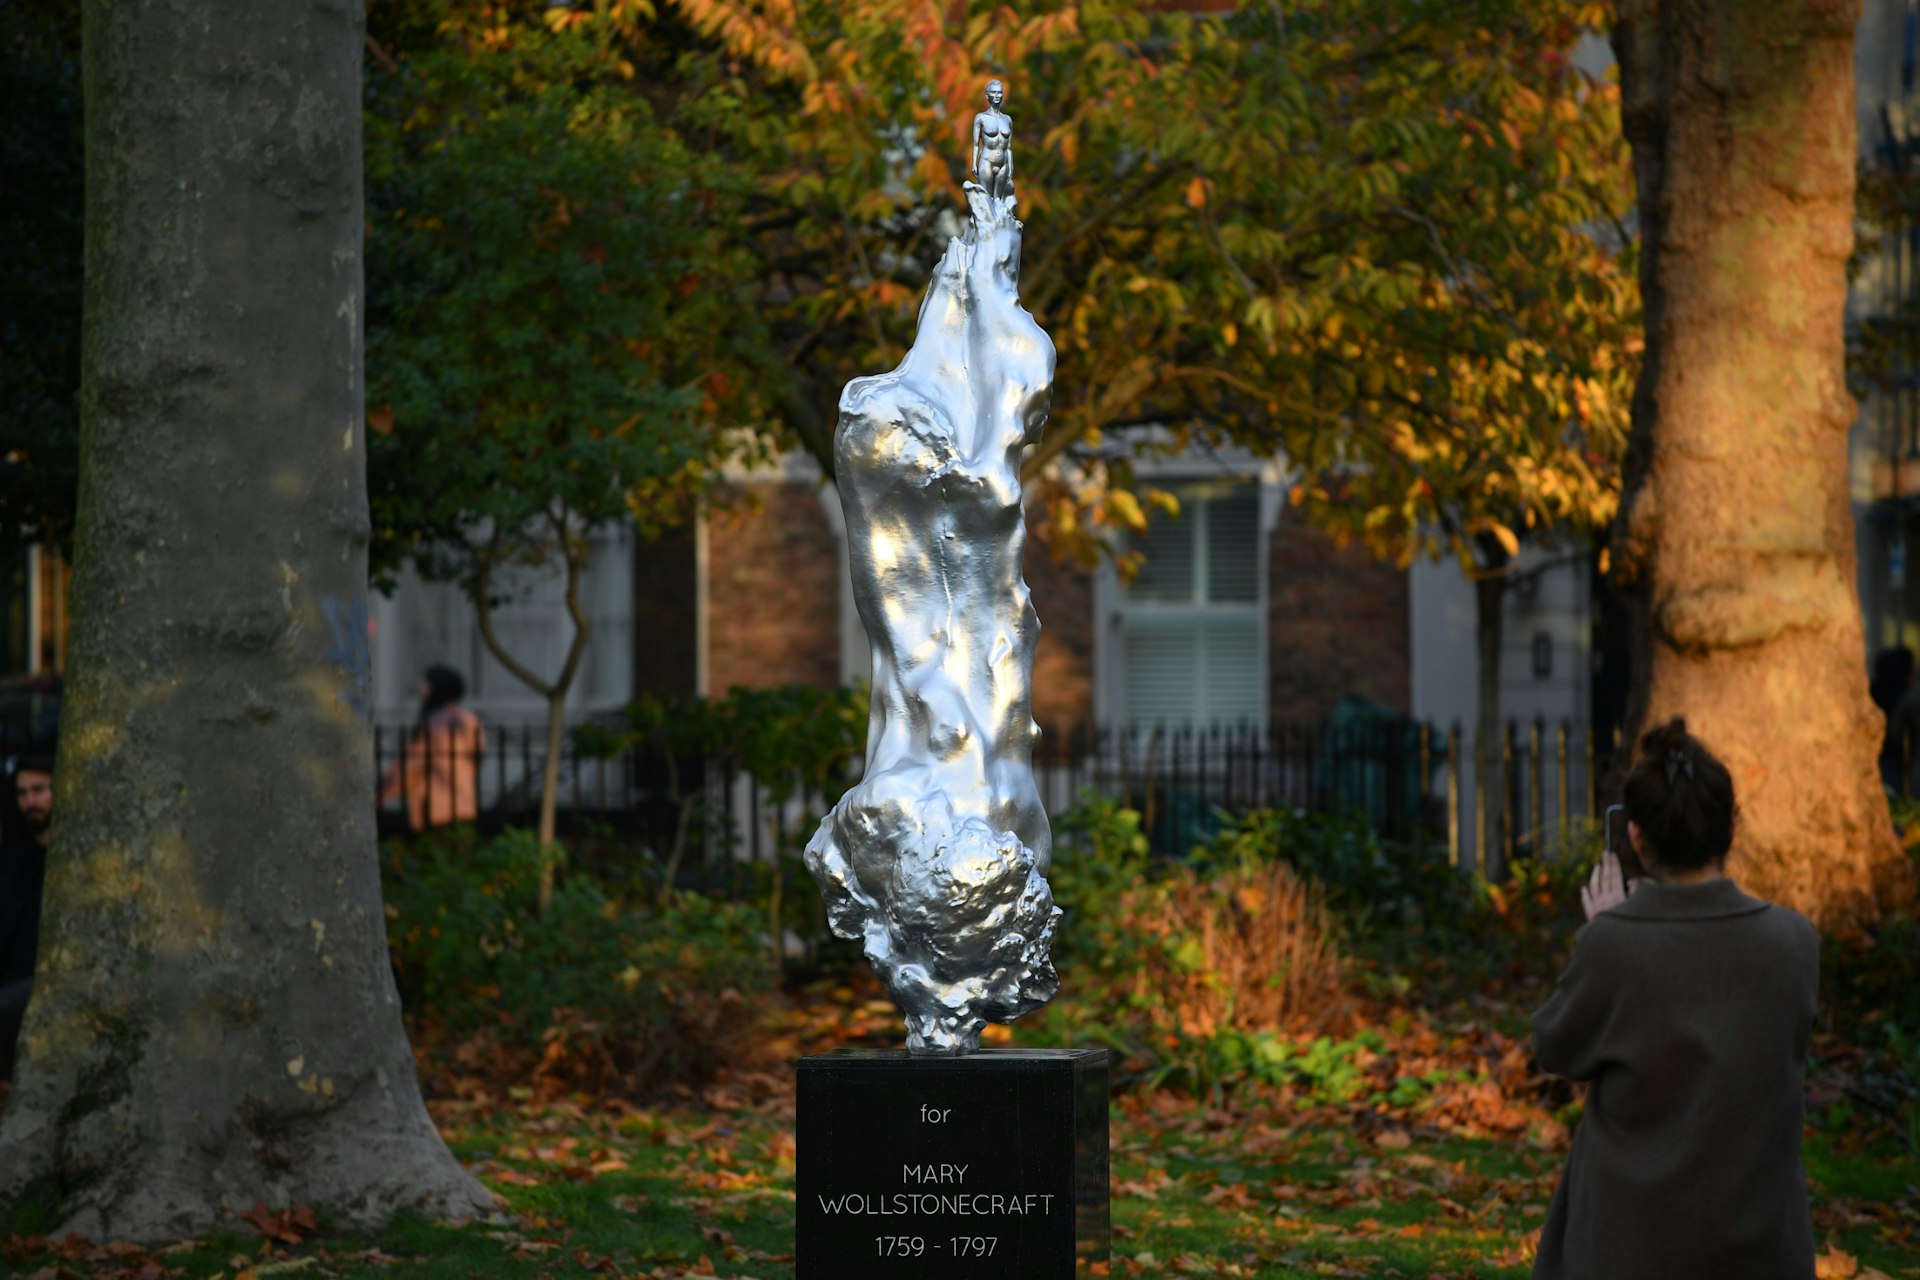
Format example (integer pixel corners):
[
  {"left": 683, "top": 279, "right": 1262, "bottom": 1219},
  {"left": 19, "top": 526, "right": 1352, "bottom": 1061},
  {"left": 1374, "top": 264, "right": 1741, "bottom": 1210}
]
[
  {"left": 239, "top": 1203, "right": 316, "bottom": 1246},
  {"left": 471, "top": 1161, "right": 542, "bottom": 1187},
  {"left": 1816, "top": 1244, "right": 1860, "bottom": 1279},
  {"left": 1202, "top": 1182, "right": 1253, "bottom": 1209}
]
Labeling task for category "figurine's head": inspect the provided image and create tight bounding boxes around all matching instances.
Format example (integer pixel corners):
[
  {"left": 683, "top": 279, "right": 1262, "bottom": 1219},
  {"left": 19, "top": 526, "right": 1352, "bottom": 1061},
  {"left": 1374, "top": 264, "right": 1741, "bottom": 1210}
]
[{"left": 985, "top": 79, "right": 1005, "bottom": 108}]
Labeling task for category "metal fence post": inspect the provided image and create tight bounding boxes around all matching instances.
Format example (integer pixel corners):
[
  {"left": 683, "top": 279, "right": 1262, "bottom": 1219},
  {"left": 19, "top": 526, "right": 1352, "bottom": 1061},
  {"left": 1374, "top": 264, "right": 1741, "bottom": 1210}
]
[
  {"left": 519, "top": 725, "right": 533, "bottom": 823},
  {"left": 1447, "top": 721, "right": 1462, "bottom": 869},
  {"left": 1472, "top": 725, "right": 1486, "bottom": 880},
  {"left": 1586, "top": 722, "right": 1598, "bottom": 821},
  {"left": 1529, "top": 718, "right": 1544, "bottom": 860},
  {"left": 1556, "top": 721, "right": 1570, "bottom": 851},
  {"left": 1417, "top": 722, "right": 1431, "bottom": 853}
]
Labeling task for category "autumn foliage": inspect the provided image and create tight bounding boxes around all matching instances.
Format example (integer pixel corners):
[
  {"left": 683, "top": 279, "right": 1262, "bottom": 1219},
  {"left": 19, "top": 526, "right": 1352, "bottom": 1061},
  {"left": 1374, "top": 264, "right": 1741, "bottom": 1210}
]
[
  {"left": 644, "top": 0, "right": 1640, "bottom": 576},
  {"left": 1148, "top": 859, "right": 1346, "bottom": 1040}
]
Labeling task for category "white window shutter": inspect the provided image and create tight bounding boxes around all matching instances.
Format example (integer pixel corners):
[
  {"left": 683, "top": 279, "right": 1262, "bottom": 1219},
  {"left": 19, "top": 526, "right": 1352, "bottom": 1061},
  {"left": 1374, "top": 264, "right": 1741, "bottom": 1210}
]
[
  {"left": 1200, "top": 616, "right": 1263, "bottom": 726},
  {"left": 1120, "top": 619, "right": 1201, "bottom": 728},
  {"left": 1113, "top": 479, "right": 1265, "bottom": 731},
  {"left": 1127, "top": 508, "right": 1198, "bottom": 604},
  {"left": 1206, "top": 486, "right": 1260, "bottom": 604}
]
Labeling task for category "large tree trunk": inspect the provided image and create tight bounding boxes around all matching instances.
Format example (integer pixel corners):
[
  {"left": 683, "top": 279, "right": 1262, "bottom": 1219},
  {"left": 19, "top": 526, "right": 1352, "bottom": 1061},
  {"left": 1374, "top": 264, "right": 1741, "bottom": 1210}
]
[
  {"left": 0, "top": 0, "right": 493, "bottom": 1239},
  {"left": 1610, "top": 0, "right": 1915, "bottom": 926}
]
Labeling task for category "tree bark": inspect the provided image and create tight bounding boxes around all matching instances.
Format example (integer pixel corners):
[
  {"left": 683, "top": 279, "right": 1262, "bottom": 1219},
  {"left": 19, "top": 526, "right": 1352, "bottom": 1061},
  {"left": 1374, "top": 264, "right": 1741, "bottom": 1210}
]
[
  {"left": 539, "top": 688, "right": 568, "bottom": 900},
  {"left": 0, "top": 0, "right": 493, "bottom": 1239},
  {"left": 1610, "top": 0, "right": 1916, "bottom": 926}
]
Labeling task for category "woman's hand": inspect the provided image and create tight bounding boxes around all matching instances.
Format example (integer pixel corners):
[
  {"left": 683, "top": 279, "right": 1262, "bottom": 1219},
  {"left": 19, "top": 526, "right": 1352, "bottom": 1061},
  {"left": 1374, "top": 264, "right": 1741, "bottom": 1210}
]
[{"left": 1580, "top": 851, "right": 1637, "bottom": 920}]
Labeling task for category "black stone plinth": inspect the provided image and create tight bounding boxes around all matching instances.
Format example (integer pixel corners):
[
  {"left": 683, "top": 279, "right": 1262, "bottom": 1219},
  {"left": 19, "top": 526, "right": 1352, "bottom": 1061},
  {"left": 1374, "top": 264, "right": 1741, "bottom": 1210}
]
[{"left": 797, "top": 1047, "right": 1110, "bottom": 1279}]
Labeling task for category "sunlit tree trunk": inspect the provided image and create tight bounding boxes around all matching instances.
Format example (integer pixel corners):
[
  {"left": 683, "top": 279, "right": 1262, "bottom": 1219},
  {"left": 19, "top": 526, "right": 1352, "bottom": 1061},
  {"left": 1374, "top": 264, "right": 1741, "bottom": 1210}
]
[
  {"left": 0, "top": 0, "right": 492, "bottom": 1238},
  {"left": 1611, "top": 0, "right": 1915, "bottom": 926}
]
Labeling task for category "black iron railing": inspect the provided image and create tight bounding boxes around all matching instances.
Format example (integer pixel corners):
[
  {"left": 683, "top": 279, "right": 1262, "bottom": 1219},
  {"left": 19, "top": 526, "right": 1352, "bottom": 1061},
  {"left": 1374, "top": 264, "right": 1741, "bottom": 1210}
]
[{"left": 368, "top": 716, "right": 1624, "bottom": 884}]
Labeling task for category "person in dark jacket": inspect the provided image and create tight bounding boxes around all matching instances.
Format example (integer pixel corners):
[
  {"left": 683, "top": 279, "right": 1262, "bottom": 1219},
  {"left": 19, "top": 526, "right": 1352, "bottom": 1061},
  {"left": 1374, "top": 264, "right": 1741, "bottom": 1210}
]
[
  {"left": 1874, "top": 647, "right": 1916, "bottom": 790},
  {"left": 1530, "top": 717, "right": 1818, "bottom": 1280},
  {"left": 0, "top": 753, "right": 52, "bottom": 1081}
]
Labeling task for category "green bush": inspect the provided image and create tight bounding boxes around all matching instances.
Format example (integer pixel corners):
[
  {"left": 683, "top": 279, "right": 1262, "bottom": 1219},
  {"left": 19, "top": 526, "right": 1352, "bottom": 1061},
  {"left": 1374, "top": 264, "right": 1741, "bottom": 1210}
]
[
  {"left": 1196, "top": 806, "right": 1481, "bottom": 947},
  {"left": 1824, "top": 794, "right": 1920, "bottom": 1077},
  {"left": 1048, "top": 793, "right": 1158, "bottom": 973},
  {"left": 383, "top": 826, "right": 775, "bottom": 1093},
  {"left": 1038, "top": 795, "right": 1347, "bottom": 1091},
  {"left": 1039, "top": 794, "right": 1603, "bottom": 1090},
  {"left": 1824, "top": 908, "right": 1920, "bottom": 1049},
  {"left": 576, "top": 683, "right": 868, "bottom": 887}
]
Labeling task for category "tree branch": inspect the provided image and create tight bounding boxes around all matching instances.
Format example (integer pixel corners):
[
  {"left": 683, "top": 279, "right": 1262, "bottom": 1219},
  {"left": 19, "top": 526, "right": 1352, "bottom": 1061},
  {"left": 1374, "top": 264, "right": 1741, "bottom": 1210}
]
[{"left": 473, "top": 549, "right": 556, "bottom": 699}]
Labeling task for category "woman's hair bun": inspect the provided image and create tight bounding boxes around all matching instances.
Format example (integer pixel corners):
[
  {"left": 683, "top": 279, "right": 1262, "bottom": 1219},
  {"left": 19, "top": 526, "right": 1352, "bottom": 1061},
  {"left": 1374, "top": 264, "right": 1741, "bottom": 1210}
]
[
  {"left": 1623, "top": 714, "right": 1734, "bottom": 869},
  {"left": 1639, "top": 715, "right": 1690, "bottom": 757}
]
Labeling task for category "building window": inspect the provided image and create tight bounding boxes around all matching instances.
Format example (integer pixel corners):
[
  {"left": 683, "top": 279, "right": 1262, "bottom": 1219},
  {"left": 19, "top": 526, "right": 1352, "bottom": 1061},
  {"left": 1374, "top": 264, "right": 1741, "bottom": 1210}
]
[
  {"left": 1113, "top": 478, "right": 1263, "bottom": 729},
  {"left": 372, "top": 525, "right": 635, "bottom": 721}
]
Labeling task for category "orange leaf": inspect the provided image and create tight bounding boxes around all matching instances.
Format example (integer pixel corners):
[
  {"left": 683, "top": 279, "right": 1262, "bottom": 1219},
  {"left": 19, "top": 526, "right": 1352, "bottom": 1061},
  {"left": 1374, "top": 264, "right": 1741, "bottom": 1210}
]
[
  {"left": 1185, "top": 176, "right": 1208, "bottom": 209},
  {"left": 1815, "top": 1244, "right": 1860, "bottom": 1280}
]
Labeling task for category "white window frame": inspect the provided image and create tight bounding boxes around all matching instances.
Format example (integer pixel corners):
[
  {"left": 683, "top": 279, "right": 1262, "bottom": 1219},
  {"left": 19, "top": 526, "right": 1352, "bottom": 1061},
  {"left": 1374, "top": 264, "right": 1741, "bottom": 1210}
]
[{"left": 1092, "top": 456, "right": 1286, "bottom": 732}]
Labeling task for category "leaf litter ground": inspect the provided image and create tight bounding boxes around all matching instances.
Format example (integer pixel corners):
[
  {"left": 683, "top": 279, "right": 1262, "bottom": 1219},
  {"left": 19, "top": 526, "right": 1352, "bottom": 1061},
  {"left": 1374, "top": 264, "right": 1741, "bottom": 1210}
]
[{"left": 5, "top": 986, "right": 1917, "bottom": 1280}]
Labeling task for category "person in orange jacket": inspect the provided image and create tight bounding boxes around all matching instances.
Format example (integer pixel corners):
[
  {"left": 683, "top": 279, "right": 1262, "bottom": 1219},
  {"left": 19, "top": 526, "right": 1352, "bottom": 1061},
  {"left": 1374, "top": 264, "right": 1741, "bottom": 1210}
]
[{"left": 379, "top": 665, "right": 485, "bottom": 830}]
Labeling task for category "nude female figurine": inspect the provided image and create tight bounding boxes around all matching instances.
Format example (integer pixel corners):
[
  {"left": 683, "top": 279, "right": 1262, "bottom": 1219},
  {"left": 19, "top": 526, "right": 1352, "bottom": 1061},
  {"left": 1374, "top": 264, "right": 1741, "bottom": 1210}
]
[{"left": 971, "top": 79, "right": 1013, "bottom": 200}]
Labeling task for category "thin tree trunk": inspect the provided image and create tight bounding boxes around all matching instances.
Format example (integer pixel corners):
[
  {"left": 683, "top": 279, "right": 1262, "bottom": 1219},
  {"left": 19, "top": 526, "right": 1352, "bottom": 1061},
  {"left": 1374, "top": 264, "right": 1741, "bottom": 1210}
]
[
  {"left": 0, "top": 0, "right": 492, "bottom": 1238},
  {"left": 540, "top": 689, "right": 567, "bottom": 885},
  {"left": 471, "top": 529, "right": 591, "bottom": 915},
  {"left": 1475, "top": 564, "right": 1508, "bottom": 881},
  {"left": 1610, "top": 0, "right": 1915, "bottom": 925}
]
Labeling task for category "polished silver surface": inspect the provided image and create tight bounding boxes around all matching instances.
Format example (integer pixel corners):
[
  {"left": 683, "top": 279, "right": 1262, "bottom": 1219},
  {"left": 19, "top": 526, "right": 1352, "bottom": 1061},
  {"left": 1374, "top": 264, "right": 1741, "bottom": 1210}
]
[
  {"left": 972, "top": 80, "right": 1014, "bottom": 201},
  {"left": 805, "top": 84, "right": 1059, "bottom": 1055}
]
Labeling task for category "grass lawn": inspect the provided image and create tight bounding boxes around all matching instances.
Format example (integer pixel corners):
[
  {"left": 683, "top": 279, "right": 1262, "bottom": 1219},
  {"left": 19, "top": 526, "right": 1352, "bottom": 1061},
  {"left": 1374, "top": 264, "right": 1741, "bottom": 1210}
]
[{"left": 8, "top": 1068, "right": 1916, "bottom": 1280}]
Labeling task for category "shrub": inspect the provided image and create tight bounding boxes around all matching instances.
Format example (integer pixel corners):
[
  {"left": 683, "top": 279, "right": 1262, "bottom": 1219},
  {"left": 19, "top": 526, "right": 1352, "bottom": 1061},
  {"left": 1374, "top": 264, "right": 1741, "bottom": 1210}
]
[
  {"left": 575, "top": 682, "right": 869, "bottom": 891},
  {"left": 1208, "top": 807, "right": 1481, "bottom": 948},
  {"left": 1843, "top": 796, "right": 1920, "bottom": 1017},
  {"left": 1144, "top": 856, "right": 1344, "bottom": 1038},
  {"left": 383, "top": 826, "right": 775, "bottom": 1095},
  {"left": 1041, "top": 795, "right": 1609, "bottom": 1089},
  {"left": 1040, "top": 795, "right": 1347, "bottom": 1086}
]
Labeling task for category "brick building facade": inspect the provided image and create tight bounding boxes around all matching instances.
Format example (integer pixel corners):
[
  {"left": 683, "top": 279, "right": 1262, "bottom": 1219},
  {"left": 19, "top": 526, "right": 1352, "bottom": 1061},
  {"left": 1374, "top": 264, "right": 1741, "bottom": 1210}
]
[{"left": 628, "top": 472, "right": 1410, "bottom": 733}]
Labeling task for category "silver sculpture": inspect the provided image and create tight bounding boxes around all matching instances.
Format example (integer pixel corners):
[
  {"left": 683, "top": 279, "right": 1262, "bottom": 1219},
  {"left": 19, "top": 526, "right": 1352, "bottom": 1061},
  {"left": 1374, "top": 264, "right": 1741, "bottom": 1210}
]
[
  {"left": 971, "top": 79, "right": 1015, "bottom": 201},
  {"left": 804, "top": 81, "right": 1060, "bottom": 1056}
]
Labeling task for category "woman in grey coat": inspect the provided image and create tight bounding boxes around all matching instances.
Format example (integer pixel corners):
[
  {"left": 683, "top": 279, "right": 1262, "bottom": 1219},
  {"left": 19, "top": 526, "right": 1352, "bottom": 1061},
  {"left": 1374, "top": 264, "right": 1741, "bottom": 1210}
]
[{"left": 1530, "top": 716, "right": 1819, "bottom": 1280}]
